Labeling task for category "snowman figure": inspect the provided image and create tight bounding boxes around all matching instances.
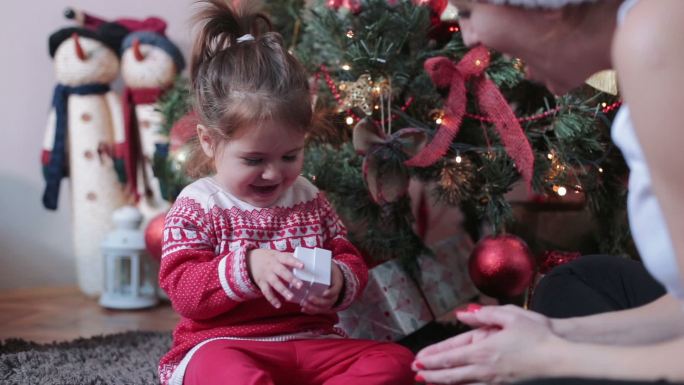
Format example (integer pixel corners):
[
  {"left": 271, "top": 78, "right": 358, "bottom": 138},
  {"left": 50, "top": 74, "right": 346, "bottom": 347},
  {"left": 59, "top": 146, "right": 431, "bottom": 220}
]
[
  {"left": 117, "top": 18, "right": 185, "bottom": 221},
  {"left": 41, "top": 14, "right": 129, "bottom": 296}
]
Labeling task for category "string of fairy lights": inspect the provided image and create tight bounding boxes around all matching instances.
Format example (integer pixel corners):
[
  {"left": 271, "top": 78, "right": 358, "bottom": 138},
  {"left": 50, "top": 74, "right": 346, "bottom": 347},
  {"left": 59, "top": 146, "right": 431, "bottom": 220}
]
[{"left": 313, "top": 34, "right": 622, "bottom": 200}]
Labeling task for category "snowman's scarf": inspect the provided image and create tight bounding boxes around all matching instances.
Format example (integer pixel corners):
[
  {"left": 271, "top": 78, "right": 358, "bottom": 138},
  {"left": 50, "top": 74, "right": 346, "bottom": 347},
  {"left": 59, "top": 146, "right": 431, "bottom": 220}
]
[
  {"left": 42, "top": 83, "right": 110, "bottom": 210},
  {"left": 121, "top": 87, "right": 164, "bottom": 202}
]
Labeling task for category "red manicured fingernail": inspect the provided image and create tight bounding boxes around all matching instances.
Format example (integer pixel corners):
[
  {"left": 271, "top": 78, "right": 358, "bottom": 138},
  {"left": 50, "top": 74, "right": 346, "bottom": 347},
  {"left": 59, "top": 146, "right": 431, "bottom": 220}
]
[
  {"left": 454, "top": 303, "right": 481, "bottom": 317},
  {"left": 415, "top": 374, "right": 425, "bottom": 383},
  {"left": 414, "top": 361, "right": 426, "bottom": 370}
]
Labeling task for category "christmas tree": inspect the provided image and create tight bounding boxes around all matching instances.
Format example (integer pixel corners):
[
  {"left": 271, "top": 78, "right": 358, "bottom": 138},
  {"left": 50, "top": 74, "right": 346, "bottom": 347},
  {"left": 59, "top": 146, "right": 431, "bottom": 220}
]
[
  {"left": 159, "top": 0, "right": 632, "bottom": 271},
  {"left": 291, "top": 0, "right": 630, "bottom": 265}
]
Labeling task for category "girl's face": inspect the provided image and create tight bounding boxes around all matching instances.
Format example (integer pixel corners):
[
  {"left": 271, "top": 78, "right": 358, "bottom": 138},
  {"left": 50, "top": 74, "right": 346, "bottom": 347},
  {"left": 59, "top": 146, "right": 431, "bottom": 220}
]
[
  {"left": 454, "top": 1, "right": 592, "bottom": 94},
  {"left": 199, "top": 120, "right": 306, "bottom": 208}
]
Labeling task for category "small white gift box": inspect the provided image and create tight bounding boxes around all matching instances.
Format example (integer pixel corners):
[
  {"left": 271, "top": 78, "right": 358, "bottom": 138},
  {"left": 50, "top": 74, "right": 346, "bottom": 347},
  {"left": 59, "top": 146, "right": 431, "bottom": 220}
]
[{"left": 289, "top": 247, "right": 332, "bottom": 305}]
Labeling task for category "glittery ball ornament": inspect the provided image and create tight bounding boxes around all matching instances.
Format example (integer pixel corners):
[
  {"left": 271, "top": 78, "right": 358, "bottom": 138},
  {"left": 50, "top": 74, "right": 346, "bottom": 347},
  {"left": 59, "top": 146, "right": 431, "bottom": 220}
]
[
  {"left": 144, "top": 212, "right": 167, "bottom": 262},
  {"left": 327, "top": 0, "right": 362, "bottom": 14},
  {"left": 468, "top": 234, "right": 535, "bottom": 298},
  {"left": 413, "top": 0, "right": 448, "bottom": 15}
]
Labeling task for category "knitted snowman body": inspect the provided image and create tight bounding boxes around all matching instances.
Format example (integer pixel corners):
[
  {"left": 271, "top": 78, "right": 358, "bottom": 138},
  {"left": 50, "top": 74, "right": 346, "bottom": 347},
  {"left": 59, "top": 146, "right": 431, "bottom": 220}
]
[
  {"left": 119, "top": 28, "right": 184, "bottom": 222},
  {"left": 43, "top": 33, "right": 126, "bottom": 296}
]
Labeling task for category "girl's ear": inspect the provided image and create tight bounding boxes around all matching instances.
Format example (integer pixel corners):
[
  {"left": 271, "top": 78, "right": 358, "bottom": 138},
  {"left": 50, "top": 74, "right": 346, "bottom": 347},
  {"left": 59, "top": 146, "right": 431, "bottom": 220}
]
[{"left": 197, "top": 124, "right": 215, "bottom": 158}]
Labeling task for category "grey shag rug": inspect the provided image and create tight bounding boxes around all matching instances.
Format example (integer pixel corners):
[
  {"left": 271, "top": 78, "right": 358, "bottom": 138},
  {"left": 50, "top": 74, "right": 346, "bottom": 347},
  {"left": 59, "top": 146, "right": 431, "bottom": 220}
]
[{"left": 0, "top": 331, "right": 171, "bottom": 385}]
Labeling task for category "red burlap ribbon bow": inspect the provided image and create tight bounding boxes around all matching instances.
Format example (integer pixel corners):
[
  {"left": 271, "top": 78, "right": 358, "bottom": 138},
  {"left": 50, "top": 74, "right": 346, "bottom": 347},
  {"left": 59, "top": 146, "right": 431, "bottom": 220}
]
[
  {"left": 353, "top": 118, "right": 427, "bottom": 205},
  {"left": 405, "top": 45, "right": 534, "bottom": 188}
]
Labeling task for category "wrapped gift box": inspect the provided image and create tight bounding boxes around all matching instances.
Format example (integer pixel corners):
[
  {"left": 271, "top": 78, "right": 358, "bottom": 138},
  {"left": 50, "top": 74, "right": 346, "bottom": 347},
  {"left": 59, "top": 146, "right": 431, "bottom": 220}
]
[
  {"left": 337, "top": 259, "right": 433, "bottom": 341},
  {"left": 289, "top": 247, "right": 332, "bottom": 305},
  {"left": 417, "top": 234, "right": 478, "bottom": 317}
]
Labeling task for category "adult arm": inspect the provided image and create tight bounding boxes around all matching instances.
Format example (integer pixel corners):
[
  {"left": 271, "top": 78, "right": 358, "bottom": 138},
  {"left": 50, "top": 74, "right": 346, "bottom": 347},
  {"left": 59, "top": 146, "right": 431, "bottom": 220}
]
[
  {"left": 552, "top": 294, "right": 684, "bottom": 345},
  {"left": 416, "top": 305, "right": 684, "bottom": 384},
  {"left": 613, "top": 0, "right": 684, "bottom": 285}
]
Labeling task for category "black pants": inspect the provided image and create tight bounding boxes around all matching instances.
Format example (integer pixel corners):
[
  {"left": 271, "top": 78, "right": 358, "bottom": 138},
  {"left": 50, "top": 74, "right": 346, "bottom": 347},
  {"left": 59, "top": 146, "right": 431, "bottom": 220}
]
[{"left": 517, "top": 254, "right": 678, "bottom": 385}]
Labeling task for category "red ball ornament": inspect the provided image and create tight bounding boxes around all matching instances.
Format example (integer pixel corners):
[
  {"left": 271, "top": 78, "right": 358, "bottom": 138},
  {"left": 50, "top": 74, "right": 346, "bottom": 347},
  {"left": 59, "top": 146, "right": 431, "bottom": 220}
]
[
  {"left": 169, "top": 110, "right": 199, "bottom": 152},
  {"left": 468, "top": 234, "right": 536, "bottom": 298},
  {"left": 414, "top": 0, "right": 448, "bottom": 26},
  {"left": 427, "top": 0, "right": 448, "bottom": 15},
  {"left": 328, "top": 0, "right": 362, "bottom": 14},
  {"left": 144, "top": 212, "right": 167, "bottom": 262}
]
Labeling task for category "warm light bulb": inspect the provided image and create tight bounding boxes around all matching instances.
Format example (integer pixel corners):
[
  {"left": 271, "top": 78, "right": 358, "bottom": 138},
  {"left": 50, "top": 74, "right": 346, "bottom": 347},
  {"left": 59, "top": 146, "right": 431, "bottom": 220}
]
[
  {"left": 435, "top": 117, "right": 443, "bottom": 125},
  {"left": 341, "top": 64, "right": 351, "bottom": 71},
  {"left": 455, "top": 155, "right": 462, "bottom": 164},
  {"left": 547, "top": 153, "right": 554, "bottom": 160},
  {"left": 557, "top": 186, "right": 567, "bottom": 196},
  {"left": 346, "top": 30, "right": 355, "bottom": 39},
  {"left": 346, "top": 116, "right": 355, "bottom": 125},
  {"left": 598, "top": 167, "right": 604, "bottom": 173}
]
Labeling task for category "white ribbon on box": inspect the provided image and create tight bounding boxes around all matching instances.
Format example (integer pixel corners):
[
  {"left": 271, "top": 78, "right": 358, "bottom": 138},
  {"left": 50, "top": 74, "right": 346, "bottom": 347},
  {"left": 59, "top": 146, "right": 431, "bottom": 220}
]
[{"left": 289, "top": 247, "right": 332, "bottom": 305}]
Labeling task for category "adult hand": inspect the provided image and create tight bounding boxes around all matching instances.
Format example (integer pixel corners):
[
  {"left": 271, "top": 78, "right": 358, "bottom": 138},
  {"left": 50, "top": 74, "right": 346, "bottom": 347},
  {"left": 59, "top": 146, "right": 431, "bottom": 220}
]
[
  {"left": 247, "top": 249, "right": 304, "bottom": 309},
  {"left": 413, "top": 305, "right": 564, "bottom": 384},
  {"left": 301, "top": 262, "right": 344, "bottom": 314}
]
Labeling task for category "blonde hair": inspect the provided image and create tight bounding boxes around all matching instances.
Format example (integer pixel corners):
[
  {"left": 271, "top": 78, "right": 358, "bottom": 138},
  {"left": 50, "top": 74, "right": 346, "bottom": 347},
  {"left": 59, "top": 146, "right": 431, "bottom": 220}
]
[{"left": 186, "top": 0, "right": 313, "bottom": 177}]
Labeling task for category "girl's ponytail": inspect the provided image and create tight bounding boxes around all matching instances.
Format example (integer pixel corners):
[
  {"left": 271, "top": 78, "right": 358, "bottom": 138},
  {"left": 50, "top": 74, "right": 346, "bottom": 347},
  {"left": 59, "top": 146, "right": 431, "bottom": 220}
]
[
  {"left": 190, "top": 0, "right": 270, "bottom": 85},
  {"left": 187, "top": 0, "right": 312, "bottom": 178}
]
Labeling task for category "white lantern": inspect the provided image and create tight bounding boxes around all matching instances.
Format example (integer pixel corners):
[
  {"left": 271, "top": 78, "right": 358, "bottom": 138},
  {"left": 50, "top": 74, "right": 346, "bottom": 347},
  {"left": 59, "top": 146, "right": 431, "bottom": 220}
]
[{"left": 99, "top": 206, "right": 159, "bottom": 309}]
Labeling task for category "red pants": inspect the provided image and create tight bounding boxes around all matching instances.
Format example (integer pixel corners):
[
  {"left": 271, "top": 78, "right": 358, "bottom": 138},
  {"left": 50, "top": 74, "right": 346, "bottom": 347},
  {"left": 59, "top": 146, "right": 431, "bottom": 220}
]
[{"left": 183, "top": 338, "right": 415, "bottom": 385}]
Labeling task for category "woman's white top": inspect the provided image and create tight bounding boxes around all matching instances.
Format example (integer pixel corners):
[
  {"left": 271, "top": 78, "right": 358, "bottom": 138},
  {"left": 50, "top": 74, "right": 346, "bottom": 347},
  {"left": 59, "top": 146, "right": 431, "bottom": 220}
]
[{"left": 611, "top": 0, "right": 683, "bottom": 299}]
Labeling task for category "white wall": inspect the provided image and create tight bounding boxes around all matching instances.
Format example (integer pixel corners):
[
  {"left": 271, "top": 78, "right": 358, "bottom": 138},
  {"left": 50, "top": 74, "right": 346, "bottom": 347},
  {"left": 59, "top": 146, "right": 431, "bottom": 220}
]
[{"left": 0, "top": 1, "right": 194, "bottom": 290}]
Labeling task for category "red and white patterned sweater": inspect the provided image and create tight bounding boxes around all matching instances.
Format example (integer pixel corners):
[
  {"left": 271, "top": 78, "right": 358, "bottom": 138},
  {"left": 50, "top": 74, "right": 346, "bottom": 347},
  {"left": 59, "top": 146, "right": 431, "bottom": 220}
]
[{"left": 158, "top": 176, "right": 368, "bottom": 385}]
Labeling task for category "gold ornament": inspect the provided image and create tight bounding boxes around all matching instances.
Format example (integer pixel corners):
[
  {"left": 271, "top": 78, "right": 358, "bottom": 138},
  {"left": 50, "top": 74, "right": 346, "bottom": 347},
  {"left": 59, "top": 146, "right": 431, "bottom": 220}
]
[
  {"left": 585, "top": 70, "right": 619, "bottom": 95},
  {"left": 339, "top": 74, "right": 390, "bottom": 116},
  {"left": 512, "top": 58, "right": 525, "bottom": 73},
  {"left": 545, "top": 150, "right": 567, "bottom": 183},
  {"left": 438, "top": 157, "right": 472, "bottom": 204}
]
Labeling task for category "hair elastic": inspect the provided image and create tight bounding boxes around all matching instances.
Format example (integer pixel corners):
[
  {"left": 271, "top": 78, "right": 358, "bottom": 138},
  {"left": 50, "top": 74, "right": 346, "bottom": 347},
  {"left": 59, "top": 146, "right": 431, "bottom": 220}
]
[{"left": 236, "top": 34, "right": 255, "bottom": 43}]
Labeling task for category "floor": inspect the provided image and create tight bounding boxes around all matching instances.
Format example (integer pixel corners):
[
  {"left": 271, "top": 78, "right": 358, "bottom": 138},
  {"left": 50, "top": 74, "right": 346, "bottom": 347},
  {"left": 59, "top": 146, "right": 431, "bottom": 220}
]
[
  {"left": 0, "top": 286, "right": 477, "bottom": 349},
  {"left": 0, "top": 286, "right": 179, "bottom": 343}
]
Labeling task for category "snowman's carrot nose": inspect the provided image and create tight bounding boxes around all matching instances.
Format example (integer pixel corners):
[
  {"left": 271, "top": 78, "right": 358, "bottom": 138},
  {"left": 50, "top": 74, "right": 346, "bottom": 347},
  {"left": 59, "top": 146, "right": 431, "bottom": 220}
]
[
  {"left": 133, "top": 38, "right": 145, "bottom": 62},
  {"left": 72, "top": 32, "right": 86, "bottom": 61}
]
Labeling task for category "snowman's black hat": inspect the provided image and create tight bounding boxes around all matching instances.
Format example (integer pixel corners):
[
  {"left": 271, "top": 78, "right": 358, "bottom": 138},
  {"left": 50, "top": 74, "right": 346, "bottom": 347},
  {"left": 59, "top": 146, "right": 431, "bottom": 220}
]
[{"left": 49, "top": 21, "right": 129, "bottom": 58}]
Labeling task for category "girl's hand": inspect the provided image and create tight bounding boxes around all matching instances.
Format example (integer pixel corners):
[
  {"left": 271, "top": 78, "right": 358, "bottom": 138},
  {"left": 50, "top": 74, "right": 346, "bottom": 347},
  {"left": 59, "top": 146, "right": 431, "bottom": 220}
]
[
  {"left": 247, "top": 249, "right": 304, "bottom": 309},
  {"left": 413, "top": 305, "right": 563, "bottom": 384},
  {"left": 301, "top": 263, "right": 344, "bottom": 314}
]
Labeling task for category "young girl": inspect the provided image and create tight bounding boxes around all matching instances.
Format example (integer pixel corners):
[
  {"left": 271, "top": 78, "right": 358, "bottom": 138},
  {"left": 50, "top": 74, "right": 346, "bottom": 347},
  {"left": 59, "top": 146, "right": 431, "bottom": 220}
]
[
  {"left": 157, "top": 1, "right": 414, "bottom": 385},
  {"left": 413, "top": 0, "right": 684, "bottom": 384}
]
